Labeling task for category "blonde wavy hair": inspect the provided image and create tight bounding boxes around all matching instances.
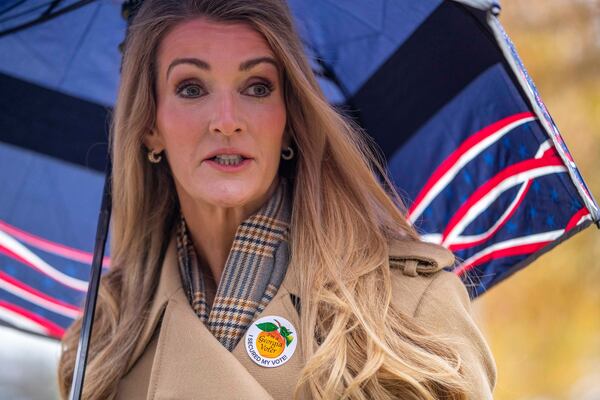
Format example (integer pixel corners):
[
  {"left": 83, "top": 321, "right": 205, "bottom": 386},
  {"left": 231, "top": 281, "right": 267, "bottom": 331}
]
[{"left": 58, "top": 0, "right": 470, "bottom": 398}]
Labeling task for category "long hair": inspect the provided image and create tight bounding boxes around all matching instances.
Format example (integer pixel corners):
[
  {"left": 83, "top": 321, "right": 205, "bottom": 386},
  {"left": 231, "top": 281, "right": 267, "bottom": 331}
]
[{"left": 58, "top": 1, "right": 470, "bottom": 398}]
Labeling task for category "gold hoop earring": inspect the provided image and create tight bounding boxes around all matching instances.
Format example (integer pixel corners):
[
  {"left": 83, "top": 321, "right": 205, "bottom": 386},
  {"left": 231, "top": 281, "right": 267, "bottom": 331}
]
[
  {"left": 148, "top": 150, "right": 163, "bottom": 163},
  {"left": 281, "top": 146, "right": 294, "bottom": 160}
]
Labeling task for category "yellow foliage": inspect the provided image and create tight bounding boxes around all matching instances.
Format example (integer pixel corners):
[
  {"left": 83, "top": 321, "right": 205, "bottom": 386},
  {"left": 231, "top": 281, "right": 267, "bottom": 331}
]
[{"left": 477, "top": 1, "right": 600, "bottom": 398}]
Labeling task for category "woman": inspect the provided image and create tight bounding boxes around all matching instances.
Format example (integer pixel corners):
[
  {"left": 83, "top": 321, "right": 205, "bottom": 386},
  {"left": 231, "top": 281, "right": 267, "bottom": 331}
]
[{"left": 58, "top": 0, "right": 496, "bottom": 399}]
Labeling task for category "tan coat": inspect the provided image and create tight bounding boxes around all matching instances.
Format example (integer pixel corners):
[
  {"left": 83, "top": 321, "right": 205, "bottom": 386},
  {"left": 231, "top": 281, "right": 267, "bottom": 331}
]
[{"left": 115, "top": 239, "right": 496, "bottom": 399}]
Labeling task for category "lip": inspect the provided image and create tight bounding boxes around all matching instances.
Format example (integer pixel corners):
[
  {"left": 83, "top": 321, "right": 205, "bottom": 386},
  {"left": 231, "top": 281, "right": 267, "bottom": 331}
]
[{"left": 203, "top": 147, "right": 253, "bottom": 161}]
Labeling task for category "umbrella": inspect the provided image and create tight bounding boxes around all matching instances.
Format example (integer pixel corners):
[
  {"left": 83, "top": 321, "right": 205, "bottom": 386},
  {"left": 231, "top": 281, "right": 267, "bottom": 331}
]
[{"left": 0, "top": 0, "right": 598, "bottom": 347}]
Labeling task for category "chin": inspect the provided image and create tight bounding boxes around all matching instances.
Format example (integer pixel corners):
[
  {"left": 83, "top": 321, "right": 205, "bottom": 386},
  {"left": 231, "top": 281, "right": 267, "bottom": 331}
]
[{"left": 201, "top": 181, "right": 260, "bottom": 208}]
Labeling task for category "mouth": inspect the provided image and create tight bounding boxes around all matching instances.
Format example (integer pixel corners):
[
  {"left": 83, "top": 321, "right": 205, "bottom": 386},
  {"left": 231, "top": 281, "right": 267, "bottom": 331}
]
[
  {"left": 206, "top": 154, "right": 252, "bottom": 166},
  {"left": 202, "top": 148, "right": 254, "bottom": 171}
]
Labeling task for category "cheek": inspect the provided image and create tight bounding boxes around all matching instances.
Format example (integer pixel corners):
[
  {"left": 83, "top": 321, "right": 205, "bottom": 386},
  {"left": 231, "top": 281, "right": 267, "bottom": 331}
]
[
  {"left": 254, "top": 103, "right": 287, "bottom": 156},
  {"left": 157, "top": 100, "right": 204, "bottom": 143},
  {"left": 157, "top": 98, "right": 211, "bottom": 153},
  {"left": 156, "top": 101, "right": 206, "bottom": 177}
]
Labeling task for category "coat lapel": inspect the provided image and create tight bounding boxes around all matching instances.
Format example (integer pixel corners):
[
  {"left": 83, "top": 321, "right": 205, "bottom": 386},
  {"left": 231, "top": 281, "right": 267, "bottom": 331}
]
[
  {"left": 138, "top": 238, "right": 307, "bottom": 399},
  {"left": 126, "top": 238, "right": 181, "bottom": 373},
  {"left": 147, "top": 288, "right": 273, "bottom": 399},
  {"left": 230, "top": 260, "right": 308, "bottom": 400}
]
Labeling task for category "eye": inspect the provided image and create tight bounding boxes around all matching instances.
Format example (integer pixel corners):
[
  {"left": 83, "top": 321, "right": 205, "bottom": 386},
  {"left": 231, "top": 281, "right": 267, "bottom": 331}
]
[
  {"left": 176, "top": 81, "right": 204, "bottom": 98},
  {"left": 245, "top": 81, "right": 274, "bottom": 97}
]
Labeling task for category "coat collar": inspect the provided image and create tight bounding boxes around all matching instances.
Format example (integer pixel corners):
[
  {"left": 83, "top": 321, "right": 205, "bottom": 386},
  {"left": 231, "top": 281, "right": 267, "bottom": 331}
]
[
  {"left": 129, "top": 237, "right": 455, "bottom": 364},
  {"left": 134, "top": 237, "right": 454, "bottom": 341},
  {"left": 129, "top": 236, "right": 303, "bottom": 366}
]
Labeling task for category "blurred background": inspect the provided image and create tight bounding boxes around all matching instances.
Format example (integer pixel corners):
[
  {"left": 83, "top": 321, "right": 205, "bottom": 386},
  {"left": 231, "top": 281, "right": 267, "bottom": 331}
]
[
  {"left": 475, "top": 0, "right": 600, "bottom": 399},
  {"left": 0, "top": 0, "right": 599, "bottom": 399}
]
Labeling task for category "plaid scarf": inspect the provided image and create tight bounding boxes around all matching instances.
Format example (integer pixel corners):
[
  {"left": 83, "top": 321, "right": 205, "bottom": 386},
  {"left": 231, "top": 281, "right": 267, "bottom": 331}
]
[{"left": 176, "top": 178, "right": 292, "bottom": 351}]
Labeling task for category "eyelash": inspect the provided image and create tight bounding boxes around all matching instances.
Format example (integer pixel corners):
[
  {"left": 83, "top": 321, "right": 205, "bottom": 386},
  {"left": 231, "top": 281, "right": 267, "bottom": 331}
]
[{"left": 175, "top": 79, "right": 275, "bottom": 98}]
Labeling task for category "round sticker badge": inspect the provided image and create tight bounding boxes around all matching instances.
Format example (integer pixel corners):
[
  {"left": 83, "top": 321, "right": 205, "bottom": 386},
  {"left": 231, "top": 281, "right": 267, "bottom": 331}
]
[{"left": 245, "top": 315, "right": 297, "bottom": 368}]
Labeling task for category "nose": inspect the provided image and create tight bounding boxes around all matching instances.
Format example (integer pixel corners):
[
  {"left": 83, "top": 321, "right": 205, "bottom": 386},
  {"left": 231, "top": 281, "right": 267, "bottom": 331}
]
[{"left": 208, "top": 91, "right": 245, "bottom": 136}]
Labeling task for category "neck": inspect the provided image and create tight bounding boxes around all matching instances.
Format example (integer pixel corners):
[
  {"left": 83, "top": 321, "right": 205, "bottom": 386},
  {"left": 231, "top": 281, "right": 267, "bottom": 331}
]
[{"left": 177, "top": 177, "right": 280, "bottom": 285}]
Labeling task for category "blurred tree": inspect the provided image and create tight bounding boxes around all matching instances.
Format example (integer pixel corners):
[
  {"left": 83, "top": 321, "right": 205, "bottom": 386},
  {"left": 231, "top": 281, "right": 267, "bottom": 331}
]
[{"left": 476, "top": 1, "right": 600, "bottom": 399}]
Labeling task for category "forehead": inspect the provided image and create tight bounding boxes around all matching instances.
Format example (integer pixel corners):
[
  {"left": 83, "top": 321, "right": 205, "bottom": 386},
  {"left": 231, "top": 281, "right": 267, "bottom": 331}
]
[{"left": 157, "top": 18, "right": 276, "bottom": 71}]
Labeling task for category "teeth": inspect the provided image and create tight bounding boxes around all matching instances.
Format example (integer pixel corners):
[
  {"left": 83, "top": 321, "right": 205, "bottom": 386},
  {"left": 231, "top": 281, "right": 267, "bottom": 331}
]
[{"left": 213, "top": 154, "right": 243, "bottom": 166}]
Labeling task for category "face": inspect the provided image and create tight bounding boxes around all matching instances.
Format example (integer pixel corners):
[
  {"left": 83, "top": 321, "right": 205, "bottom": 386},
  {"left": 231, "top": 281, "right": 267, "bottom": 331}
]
[{"left": 147, "top": 18, "right": 288, "bottom": 212}]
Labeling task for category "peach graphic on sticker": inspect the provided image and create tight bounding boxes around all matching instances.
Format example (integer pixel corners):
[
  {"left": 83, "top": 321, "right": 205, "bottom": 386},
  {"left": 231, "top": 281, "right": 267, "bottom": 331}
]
[{"left": 245, "top": 316, "right": 297, "bottom": 368}]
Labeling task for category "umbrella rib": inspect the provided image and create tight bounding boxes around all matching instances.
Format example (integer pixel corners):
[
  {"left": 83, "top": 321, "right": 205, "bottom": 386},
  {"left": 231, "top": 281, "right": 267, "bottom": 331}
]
[
  {"left": 0, "top": 0, "right": 97, "bottom": 38},
  {"left": 42, "top": 0, "right": 63, "bottom": 17},
  {"left": 0, "top": 0, "right": 28, "bottom": 18},
  {"left": 0, "top": 0, "right": 55, "bottom": 24}
]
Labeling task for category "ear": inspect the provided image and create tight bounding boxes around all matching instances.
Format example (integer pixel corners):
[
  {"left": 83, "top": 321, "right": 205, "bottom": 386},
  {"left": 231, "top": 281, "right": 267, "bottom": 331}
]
[{"left": 143, "top": 127, "right": 165, "bottom": 152}]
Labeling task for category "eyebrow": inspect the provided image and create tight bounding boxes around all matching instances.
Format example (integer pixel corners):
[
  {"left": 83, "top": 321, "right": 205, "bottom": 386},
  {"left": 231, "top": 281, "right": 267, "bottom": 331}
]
[{"left": 166, "top": 56, "right": 279, "bottom": 79}]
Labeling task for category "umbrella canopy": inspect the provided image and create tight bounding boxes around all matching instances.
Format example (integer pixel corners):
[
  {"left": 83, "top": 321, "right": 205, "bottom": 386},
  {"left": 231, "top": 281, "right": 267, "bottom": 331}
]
[{"left": 0, "top": 0, "right": 598, "bottom": 340}]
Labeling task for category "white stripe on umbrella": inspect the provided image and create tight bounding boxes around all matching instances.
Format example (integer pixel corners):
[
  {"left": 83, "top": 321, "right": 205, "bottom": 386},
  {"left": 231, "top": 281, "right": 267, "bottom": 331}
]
[
  {"left": 0, "top": 230, "right": 88, "bottom": 292},
  {"left": 0, "top": 304, "right": 58, "bottom": 336},
  {"left": 454, "top": 208, "right": 591, "bottom": 275},
  {"left": 0, "top": 220, "right": 110, "bottom": 267},
  {"left": 408, "top": 113, "right": 536, "bottom": 223},
  {"left": 446, "top": 140, "right": 556, "bottom": 249},
  {"left": 0, "top": 220, "right": 110, "bottom": 266},
  {"left": 0, "top": 304, "right": 49, "bottom": 336},
  {"left": 455, "top": 229, "right": 564, "bottom": 276},
  {"left": 0, "top": 274, "right": 81, "bottom": 319},
  {"left": 441, "top": 162, "right": 567, "bottom": 247}
]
